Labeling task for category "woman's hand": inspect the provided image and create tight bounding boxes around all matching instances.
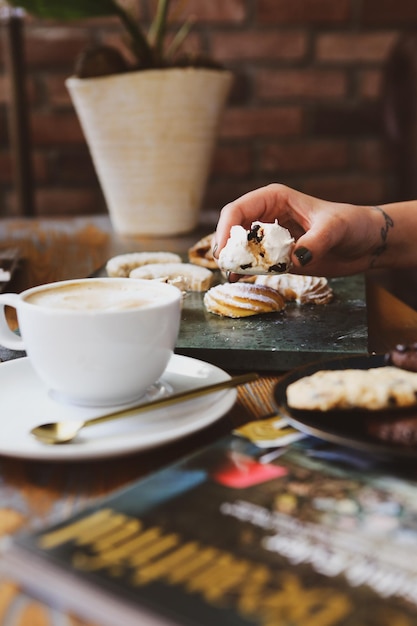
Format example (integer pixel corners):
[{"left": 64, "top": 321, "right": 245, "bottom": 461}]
[{"left": 213, "top": 184, "right": 390, "bottom": 278}]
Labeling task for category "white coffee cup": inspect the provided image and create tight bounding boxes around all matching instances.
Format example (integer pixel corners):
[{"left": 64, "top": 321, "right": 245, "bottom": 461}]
[{"left": 0, "top": 277, "right": 182, "bottom": 407}]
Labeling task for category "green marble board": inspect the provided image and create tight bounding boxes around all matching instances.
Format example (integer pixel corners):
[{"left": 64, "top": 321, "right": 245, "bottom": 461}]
[
  {"left": 175, "top": 274, "right": 368, "bottom": 372},
  {"left": 95, "top": 266, "right": 367, "bottom": 372}
]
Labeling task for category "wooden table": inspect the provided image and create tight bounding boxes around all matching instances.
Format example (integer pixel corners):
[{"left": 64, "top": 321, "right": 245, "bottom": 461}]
[{"left": 0, "top": 215, "right": 417, "bottom": 625}]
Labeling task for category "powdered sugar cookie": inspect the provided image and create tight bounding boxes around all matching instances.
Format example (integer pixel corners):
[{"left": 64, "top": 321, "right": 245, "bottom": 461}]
[
  {"left": 204, "top": 282, "right": 286, "bottom": 318},
  {"left": 106, "top": 252, "right": 182, "bottom": 277},
  {"left": 256, "top": 274, "right": 333, "bottom": 305},
  {"left": 130, "top": 263, "right": 213, "bottom": 292}
]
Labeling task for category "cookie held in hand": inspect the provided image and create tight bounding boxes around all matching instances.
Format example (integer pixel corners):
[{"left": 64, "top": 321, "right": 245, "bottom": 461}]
[{"left": 218, "top": 220, "right": 295, "bottom": 276}]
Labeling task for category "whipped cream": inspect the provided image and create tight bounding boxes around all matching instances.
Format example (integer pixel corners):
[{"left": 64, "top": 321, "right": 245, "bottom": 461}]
[{"left": 218, "top": 220, "right": 295, "bottom": 275}]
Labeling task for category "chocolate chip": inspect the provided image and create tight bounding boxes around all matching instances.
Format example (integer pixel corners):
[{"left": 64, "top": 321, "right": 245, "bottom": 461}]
[{"left": 247, "top": 224, "right": 262, "bottom": 243}]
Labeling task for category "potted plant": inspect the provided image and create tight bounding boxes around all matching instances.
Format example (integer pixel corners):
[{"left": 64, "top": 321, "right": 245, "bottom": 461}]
[{"left": 8, "top": 0, "right": 233, "bottom": 236}]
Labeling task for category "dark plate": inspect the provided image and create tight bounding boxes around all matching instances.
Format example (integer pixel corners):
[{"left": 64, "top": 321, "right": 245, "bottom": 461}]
[{"left": 273, "top": 354, "right": 417, "bottom": 460}]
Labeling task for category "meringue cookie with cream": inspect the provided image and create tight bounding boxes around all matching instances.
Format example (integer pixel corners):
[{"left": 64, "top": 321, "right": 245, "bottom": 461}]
[{"left": 218, "top": 220, "right": 295, "bottom": 275}]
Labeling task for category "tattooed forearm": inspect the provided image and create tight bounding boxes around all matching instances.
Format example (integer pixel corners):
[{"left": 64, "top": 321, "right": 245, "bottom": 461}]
[{"left": 370, "top": 206, "right": 394, "bottom": 268}]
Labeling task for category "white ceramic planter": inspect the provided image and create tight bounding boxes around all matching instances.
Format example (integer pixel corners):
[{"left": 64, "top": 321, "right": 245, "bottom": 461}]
[{"left": 66, "top": 68, "right": 232, "bottom": 236}]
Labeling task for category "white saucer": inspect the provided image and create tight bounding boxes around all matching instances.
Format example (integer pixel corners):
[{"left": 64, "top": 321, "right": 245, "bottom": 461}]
[{"left": 0, "top": 355, "right": 236, "bottom": 461}]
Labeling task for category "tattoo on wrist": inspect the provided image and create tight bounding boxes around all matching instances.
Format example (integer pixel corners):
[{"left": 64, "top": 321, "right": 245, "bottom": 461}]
[{"left": 370, "top": 206, "right": 394, "bottom": 268}]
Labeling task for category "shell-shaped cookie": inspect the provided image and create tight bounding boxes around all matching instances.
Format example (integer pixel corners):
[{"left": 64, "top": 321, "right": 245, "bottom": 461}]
[
  {"left": 203, "top": 282, "right": 286, "bottom": 318},
  {"left": 255, "top": 274, "right": 333, "bottom": 305},
  {"left": 188, "top": 233, "right": 217, "bottom": 269},
  {"left": 129, "top": 263, "right": 213, "bottom": 292},
  {"left": 106, "top": 252, "right": 182, "bottom": 277}
]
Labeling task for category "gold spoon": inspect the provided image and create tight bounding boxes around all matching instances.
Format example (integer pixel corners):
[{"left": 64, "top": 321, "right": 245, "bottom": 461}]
[{"left": 30, "top": 372, "right": 259, "bottom": 445}]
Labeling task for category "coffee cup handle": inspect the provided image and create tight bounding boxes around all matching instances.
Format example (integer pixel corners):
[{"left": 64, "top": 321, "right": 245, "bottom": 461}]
[{"left": 0, "top": 293, "right": 25, "bottom": 350}]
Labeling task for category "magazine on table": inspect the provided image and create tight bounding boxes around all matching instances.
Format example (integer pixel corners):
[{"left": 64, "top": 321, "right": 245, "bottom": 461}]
[{"left": 1, "top": 428, "right": 417, "bottom": 626}]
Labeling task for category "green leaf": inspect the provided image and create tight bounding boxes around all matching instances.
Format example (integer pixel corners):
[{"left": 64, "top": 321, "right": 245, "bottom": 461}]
[
  {"left": 148, "top": 0, "right": 170, "bottom": 62},
  {"left": 7, "top": 0, "right": 154, "bottom": 65},
  {"left": 6, "top": 0, "right": 118, "bottom": 20},
  {"left": 6, "top": 0, "right": 190, "bottom": 69}
]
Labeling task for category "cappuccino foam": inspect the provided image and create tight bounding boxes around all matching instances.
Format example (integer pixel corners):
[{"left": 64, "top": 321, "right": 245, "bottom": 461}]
[{"left": 25, "top": 280, "right": 168, "bottom": 311}]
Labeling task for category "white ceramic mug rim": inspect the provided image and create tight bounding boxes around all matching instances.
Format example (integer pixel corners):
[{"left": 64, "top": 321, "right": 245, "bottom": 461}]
[{"left": 18, "top": 277, "right": 181, "bottom": 313}]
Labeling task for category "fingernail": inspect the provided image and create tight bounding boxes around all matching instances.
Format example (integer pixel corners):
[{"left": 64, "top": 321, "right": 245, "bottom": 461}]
[
  {"left": 294, "top": 247, "right": 312, "bottom": 266},
  {"left": 212, "top": 243, "right": 218, "bottom": 256}
]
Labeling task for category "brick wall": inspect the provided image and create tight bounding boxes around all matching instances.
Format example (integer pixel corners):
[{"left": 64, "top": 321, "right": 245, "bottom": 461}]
[{"left": 0, "top": 0, "right": 416, "bottom": 218}]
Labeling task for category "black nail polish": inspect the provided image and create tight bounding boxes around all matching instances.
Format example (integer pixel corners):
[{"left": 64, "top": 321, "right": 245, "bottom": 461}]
[{"left": 294, "top": 247, "right": 312, "bottom": 266}]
